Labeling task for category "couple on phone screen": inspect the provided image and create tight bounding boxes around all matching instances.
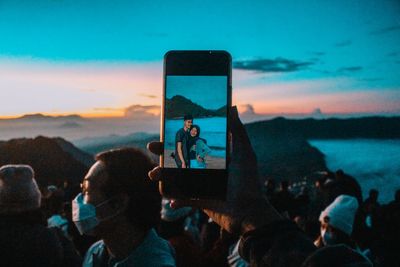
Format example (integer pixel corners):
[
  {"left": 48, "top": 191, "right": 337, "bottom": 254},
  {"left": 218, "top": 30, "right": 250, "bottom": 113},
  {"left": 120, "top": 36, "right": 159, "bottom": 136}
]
[{"left": 174, "top": 115, "right": 211, "bottom": 169}]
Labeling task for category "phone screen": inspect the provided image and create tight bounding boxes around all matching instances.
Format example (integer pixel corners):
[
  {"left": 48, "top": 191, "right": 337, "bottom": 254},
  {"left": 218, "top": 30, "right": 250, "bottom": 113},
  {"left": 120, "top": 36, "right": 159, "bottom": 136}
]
[{"left": 163, "top": 75, "right": 228, "bottom": 170}]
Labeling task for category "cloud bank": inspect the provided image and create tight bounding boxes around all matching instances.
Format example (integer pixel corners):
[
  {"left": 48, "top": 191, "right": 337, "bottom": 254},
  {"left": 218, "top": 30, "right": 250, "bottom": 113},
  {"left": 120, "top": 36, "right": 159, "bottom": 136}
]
[{"left": 233, "top": 57, "right": 314, "bottom": 73}]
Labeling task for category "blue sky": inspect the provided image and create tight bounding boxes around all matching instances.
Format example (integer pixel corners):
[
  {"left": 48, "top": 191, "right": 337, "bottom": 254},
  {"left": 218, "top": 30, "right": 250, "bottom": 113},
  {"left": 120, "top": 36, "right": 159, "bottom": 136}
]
[
  {"left": 166, "top": 76, "right": 227, "bottom": 110},
  {"left": 0, "top": 0, "right": 399, "bottom": 117}
]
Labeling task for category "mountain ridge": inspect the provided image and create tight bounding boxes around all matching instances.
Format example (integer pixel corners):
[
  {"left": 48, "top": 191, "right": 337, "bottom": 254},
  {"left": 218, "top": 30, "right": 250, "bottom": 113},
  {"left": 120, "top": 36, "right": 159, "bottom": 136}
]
[
  {"left": 0, "top": 113, "right": 85, "bottom": 121},
  {"left": 0, "top": 136, "right": 94, "bottom": 186},
  {"left": 165, "top": 95, "right": 226, "bottom": 119},
  {"left": 246, "top": 116, "right": 400, "bottom": 139},
  {"left": 1, "top": 116, "right": 399, "bottom": 186}
]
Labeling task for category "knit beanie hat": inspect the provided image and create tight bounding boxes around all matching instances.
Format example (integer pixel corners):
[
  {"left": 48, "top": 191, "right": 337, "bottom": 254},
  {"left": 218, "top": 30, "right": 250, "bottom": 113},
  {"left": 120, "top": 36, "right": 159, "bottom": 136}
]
[
  {"left": 160, "top": 198, "right": 192, "bottom": 222},
  {"left": 319, "top": 194, "right": 358, "bottom": 236},
  {"left": 0, "top": 165, "right": 41, "bottom": 214}
]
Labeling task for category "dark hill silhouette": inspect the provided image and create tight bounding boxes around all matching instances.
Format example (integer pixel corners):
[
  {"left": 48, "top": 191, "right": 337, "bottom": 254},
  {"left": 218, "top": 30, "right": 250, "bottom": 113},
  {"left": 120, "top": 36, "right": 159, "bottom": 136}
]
[
  {"left": 54, "top": 137, "right": 94, "bottom": 167},
  {"left": 15, "top": 113, "right": 85, "bottom": 122},
  {"left": 245, "top": 116, "right": 400, "bottom": 181},
  {"left": 0, "top": 136, "right": 94, "bottom": 186},
  {"left": 165, "top": 95, "right": 226, "bottom": 119},
  {"left": 245, "top": 123, "right": 327, "bottom": 181},
  {"left": 18, "top": 114, "right": 48, "bottom": 120},
  {"left": 17, "top": 113, "right": 83, "bottom": 121},
  {"left": 74, "top": 132, "right": 159, "bottom": 158},
  {"left": 1, "top": 116, "right": 398, "bottom": 186},
  {"left": 246, "top": 116, "right": 400, "bottom": 139}
]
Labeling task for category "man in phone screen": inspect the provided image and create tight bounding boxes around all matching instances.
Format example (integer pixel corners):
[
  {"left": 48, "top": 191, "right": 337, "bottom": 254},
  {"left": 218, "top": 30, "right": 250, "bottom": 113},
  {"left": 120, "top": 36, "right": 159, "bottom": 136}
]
[{"left": 174, "top": 114, "right": 193, "bottom": 168}]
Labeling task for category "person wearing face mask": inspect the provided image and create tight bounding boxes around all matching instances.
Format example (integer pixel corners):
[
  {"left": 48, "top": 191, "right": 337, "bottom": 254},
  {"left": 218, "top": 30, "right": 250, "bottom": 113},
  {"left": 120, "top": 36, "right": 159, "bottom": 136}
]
[
  {"left": 73, "top": 148, "right": 176, "bottom": 267},
  {"left": 316, "top": 195, "right": 358, "bottom": 248},
  {"left": 314, "top": 195, "right": 372, "bottom": 265}
]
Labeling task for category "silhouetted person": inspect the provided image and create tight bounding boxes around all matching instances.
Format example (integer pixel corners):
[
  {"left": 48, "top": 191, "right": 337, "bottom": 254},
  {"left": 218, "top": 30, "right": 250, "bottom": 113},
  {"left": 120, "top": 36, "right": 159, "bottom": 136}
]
[
  {"left": 390, "top": 189, "right": 400, "bottom": 205},
  {"left": 363, "top": 189, "right": 380, "bottom": 216},
  {"left": 159, "top": 198, "right": 201, "bottom": 267},
  {"left": 302, "top": 244, "right": 373, "bottom": 267},
  {"left": 42, "top": 187, "right": 69, "bottom": 237},
  {"left": 328, "top": 170, "right": 363, "bottom": 205},
  {"left": 264, "top": 178, "right": 276, "bottom": 197},
  {"left": 370, "top": 191, "right": 400, "bottom": 266},
  {"left": 294, "top": 187, "right": 310, "bottom": 218},
  {"left": 0, "top": 165, "right": 81, "bottom": 267},
  {"left": 273, "top": 180, "right": 295, "bottom": 217},
  {"left": 74, "top": 148, "right": 176, "bottom": 267},
  {"left": 62, "top": 180, "right": 75, "bottom": 202},
  {"left": 308, "top": 176, "right": 329, "bottom": 220}
]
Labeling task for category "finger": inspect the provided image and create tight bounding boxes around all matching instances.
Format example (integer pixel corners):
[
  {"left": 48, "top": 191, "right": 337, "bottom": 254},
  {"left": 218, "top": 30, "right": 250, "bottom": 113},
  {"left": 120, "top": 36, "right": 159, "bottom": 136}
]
[
  {"left": 148, "top": 166, "right": 162, "bottom": 181},
  {"left": 229, "top": 106, "right": 257, "bottom": 164},
  {"left": 228, "top": 106, "right": 261, "bottom": 196},
  {"left": 147, "top": 141, "right": 164, "bottom": 155}
]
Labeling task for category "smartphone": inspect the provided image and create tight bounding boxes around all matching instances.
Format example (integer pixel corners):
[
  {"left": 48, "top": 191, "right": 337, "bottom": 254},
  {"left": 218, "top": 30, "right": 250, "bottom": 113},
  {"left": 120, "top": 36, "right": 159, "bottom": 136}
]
[{"left": 160, "top": 50, "right": 232, "bottom": 200}]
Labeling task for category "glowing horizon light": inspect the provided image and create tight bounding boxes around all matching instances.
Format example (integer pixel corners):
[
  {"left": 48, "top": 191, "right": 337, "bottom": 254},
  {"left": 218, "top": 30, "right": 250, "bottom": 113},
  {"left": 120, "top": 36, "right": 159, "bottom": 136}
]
[{"left": 1, "top": 54, "right": 399, "bottom": 119}]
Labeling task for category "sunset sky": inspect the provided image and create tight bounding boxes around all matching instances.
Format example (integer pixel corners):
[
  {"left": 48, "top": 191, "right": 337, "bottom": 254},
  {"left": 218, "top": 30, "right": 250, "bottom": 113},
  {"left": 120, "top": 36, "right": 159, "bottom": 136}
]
[{"left": 1, "top": 0, "right": 400, "bottom": 119}]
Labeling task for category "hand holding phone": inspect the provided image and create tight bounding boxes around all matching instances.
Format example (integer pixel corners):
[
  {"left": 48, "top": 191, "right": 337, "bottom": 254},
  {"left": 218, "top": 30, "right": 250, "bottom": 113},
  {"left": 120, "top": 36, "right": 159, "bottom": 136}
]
[{"left": 148, "top": 106, "right": 283, "bottom": 234}]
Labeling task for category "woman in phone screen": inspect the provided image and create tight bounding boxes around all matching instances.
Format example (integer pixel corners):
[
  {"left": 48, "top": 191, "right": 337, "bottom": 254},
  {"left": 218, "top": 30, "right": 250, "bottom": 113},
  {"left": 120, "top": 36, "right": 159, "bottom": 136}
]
[{"left": 188, "top": 125, "right": 211, "bottom": 169}]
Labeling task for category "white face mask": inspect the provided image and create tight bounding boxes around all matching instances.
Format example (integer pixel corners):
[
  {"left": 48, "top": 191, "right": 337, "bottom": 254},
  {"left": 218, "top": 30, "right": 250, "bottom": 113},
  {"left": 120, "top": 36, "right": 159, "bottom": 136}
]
[
  {"left": 72, "top": 193, "right": 113, "bottom": 235},
  {"left": 321, "top": 228, "right": 337, "bottom": 246}
]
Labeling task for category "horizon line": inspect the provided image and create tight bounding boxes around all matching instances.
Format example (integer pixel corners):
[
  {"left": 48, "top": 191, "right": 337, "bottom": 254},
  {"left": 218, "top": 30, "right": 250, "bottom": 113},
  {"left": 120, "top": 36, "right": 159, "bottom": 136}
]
[{"left": 1, "top": 111, "right": 400, "bottom": 120}]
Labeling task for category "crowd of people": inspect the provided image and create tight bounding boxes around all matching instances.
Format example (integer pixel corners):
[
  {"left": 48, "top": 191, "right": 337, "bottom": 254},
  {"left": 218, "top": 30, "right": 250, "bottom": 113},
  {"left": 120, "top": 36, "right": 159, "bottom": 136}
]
[{"left": 0, "top": 107, "right": 399, "bottom": 267}]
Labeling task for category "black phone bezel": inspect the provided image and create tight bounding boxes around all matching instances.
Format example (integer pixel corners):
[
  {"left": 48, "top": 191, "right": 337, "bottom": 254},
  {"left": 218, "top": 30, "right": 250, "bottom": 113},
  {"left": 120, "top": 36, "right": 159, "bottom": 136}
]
[{"left": 160, "top": 50, "right": 232, "bottom": 200}]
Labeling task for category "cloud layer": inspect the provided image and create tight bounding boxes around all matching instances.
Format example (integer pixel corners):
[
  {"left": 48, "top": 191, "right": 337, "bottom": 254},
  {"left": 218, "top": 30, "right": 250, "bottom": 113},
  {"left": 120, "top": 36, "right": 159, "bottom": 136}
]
[
  {"left": 233, "top": 58, "right": 314, "bottom": 73},
  {"left": 370, "top": 25, "right": 400, "bottom": 35},
  {"left": 337, "top": 66, "right": 363, "bottom": 73},
  {"left": 124, "top": 105, "right": 160, "bottom": 118},
  {"left": 334, "top": 40, "right": 352, "bottom": 47}
]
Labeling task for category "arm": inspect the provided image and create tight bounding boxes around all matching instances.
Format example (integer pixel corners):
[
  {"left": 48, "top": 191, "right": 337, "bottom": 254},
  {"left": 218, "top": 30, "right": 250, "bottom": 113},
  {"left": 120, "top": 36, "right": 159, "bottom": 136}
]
[
  {"left": 196, "top": 140, "right": 211, "bottom": 160},
  {"left": 177, "top": 142, "right": 186, "bottom": 168}
]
